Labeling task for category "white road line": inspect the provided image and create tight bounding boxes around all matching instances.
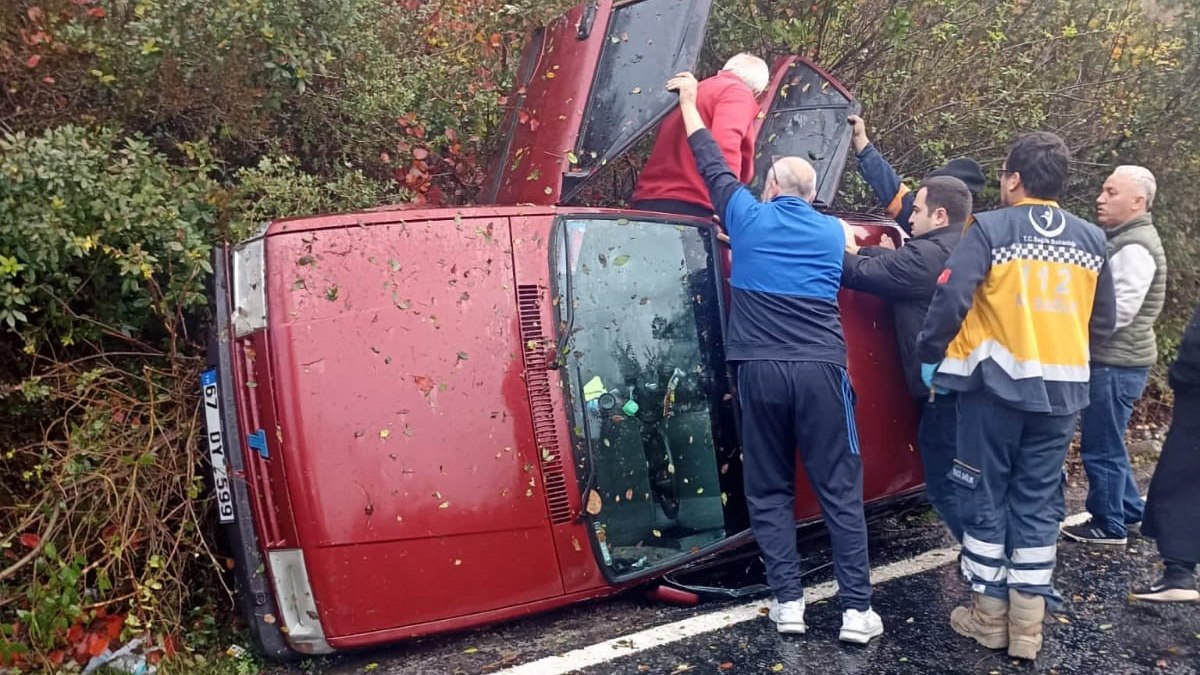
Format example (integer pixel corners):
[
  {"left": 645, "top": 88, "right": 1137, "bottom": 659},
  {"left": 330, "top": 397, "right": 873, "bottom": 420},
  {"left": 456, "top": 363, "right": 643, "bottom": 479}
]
[
  {"left": 497, "top": 504, "right": 1116, "bottom": 675},
  {"left": 496, "top": 546, "right": 959, "bottom": 675}
]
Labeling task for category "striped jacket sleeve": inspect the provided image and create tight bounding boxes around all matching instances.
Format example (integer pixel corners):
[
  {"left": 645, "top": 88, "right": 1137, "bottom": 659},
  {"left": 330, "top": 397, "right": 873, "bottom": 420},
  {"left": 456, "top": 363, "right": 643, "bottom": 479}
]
[
  {"left": 917, "top": 221, "right": 992, "bottom": 363},
  {"left": 856, "top": 144, "right": 913, "bottom": 233}
]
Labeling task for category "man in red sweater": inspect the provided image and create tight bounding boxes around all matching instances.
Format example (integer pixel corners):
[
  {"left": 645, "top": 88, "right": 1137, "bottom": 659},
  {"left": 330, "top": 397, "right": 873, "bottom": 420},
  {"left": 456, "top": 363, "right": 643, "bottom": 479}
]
[{"left": 631, "top": 53, "right": 769, "bottom": 219}]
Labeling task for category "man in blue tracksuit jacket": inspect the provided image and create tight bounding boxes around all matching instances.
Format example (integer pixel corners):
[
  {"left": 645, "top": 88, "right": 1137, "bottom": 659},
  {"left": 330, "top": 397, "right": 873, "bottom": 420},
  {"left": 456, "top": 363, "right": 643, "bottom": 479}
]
[{"left": 667, "top": 71, "right": 882, "bottom": 644}]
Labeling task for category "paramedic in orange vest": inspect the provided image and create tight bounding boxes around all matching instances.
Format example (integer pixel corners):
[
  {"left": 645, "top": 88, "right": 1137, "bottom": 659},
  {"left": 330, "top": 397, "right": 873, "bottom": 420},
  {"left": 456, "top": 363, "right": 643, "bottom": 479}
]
[
  {"left": 917, "top": 132, "right": 1117, "bottom": 661},
  {"left": 631, "top": 54, "right": 768, "bottom": 219}
]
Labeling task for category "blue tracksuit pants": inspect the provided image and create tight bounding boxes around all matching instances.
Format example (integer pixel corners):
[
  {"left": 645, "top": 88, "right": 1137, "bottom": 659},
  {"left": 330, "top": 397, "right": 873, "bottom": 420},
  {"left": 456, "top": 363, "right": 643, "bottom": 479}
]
[
  {"left": 737, "top": 360, "right": 871, "bottom": 611},
  {"left": 954, "top": 389, "right": 1076, "bottom": 604}
]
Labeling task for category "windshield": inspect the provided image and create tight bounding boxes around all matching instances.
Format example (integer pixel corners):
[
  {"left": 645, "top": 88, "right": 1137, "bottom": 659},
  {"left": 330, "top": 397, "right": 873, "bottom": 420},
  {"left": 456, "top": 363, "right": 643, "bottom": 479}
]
[{"left": 553, "top": 216, "right": 740, "bottom": 578}]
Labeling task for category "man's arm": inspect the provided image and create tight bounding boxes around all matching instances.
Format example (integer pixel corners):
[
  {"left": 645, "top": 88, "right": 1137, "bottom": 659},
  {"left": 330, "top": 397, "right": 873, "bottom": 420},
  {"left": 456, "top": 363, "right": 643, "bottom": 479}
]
[
  {"left": 841, "top": 241, "right": 939, "bottom": 301},
  {"left": 1106, "top": 244, "right": 1155, "bottom": 330},
  {"left": 670, "top": 72, "right": 757, "bottom": 237},
  {"left": 849, "top": 115, "right": 914, "bottom": 232},
  {"left": 917, "top": 222, "right": 992, "bottom": 362}
]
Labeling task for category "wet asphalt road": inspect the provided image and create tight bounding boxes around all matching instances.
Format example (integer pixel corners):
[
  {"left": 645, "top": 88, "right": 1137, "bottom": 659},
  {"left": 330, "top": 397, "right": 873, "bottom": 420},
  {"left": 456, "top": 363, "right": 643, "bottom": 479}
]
[{"left": 280, "top": 443, "right": 1200, "bottom": 675}]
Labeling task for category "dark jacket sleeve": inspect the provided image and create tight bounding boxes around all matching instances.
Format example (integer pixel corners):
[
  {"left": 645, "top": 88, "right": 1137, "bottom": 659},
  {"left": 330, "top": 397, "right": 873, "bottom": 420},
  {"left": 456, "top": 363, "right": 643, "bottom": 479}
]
[
  {"left": 856, "top": 143, "right": 914, "bottom": 234},
  {"left": 917, "top": 222, "right": 992, "bottom": 362},
  {"left": 686, "top": 128, "right": 755, "bottom": 236},
  {"left": 1169, "top": 302, "right": 1200, "bottom": 394},
  {"left": 1089, "top": 259, "right": 1118, "bottom": 347},
  {"left": 841, "top": 240, "right": 940, "bottom": 301}
]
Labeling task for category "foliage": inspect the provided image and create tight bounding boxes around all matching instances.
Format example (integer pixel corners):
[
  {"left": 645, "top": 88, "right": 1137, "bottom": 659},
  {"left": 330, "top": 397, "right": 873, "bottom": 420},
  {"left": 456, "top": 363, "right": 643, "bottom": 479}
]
[
  {"left": 225, "top": 156, "right": 405, "bottom": 241},
  {"left": 2, "top": 0, "right": 571, "bottom": 202},
  {"left": 0, "top": 126, "right": 216, "bottom": 346}
]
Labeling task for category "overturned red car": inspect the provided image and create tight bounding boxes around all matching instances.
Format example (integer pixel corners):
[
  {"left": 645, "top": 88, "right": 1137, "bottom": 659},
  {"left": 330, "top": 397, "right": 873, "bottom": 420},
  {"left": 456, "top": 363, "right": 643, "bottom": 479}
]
[{"left": 202, "top": 0, "right": 922, "bottom": 658}]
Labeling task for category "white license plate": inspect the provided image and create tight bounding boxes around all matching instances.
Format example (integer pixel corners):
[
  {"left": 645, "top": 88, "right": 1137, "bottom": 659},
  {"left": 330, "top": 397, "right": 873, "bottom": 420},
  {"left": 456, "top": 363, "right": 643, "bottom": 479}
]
[{"left": 202, "top": 369, "right": 236, "bottom": 523}]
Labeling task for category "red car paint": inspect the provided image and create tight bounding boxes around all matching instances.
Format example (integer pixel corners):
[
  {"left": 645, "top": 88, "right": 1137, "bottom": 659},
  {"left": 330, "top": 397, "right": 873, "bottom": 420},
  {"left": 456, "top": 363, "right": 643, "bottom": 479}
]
[{"left": 205, "top": 0, "right": 923, "bottom": 658}]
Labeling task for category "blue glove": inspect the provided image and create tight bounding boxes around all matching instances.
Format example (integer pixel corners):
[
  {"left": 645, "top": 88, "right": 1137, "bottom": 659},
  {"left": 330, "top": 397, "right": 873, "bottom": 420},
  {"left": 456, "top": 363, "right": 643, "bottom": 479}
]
[
  {"left": 921, "top": 362, "right": 949, "bottom": 396},
  {"left": 920, "top": 362, "right": 938, "bottom": 389}
]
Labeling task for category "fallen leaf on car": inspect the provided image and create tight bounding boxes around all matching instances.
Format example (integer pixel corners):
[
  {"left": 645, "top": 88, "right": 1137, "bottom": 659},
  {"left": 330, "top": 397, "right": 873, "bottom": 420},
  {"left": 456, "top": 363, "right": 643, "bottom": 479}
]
[
  {"left": 413, "top": 375, "right": 435, "bottom": 395},
  {"left": 438, "top": 501, "right": 450, "bottom": 509},
  {"left": 586, "top": 489, "right": 603, "bottom": 515}
]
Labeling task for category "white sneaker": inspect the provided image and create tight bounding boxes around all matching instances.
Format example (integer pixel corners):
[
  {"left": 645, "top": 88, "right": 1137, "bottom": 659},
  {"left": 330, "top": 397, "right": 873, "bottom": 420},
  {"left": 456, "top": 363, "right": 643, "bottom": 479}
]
[
  {"left": 767, "top": 598, "right": 807, "bottom": 634},
  {"left": 839, "top": 607, "right": 884, "bottom": 644}
]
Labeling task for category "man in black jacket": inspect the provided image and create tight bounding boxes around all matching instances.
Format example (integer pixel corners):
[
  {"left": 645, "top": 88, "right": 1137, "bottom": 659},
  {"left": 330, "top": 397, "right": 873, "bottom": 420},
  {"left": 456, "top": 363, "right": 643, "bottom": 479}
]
[
  {"left": 841, "top": 175, "right": 971, "bottom": 541},
  {"left": 1131, "top": 301, "right": 1200, "bottom": 602}
]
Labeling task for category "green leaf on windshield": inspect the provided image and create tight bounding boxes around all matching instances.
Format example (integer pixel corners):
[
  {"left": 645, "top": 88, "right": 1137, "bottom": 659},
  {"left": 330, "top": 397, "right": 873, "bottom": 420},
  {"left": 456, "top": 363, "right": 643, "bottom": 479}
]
[{"left": 612, "top": 255, "right": 630, "bottom": 267}]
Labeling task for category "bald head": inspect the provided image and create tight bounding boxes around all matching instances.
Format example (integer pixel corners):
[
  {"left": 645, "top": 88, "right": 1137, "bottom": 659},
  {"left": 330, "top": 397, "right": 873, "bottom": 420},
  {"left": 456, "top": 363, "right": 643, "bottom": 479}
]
[{"left": 764, "top": 157, "right": 817, "bottom": 202}]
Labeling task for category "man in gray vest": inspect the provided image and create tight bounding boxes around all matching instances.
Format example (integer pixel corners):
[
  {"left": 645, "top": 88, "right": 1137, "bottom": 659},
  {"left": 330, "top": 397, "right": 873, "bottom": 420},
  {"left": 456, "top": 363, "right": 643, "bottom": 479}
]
[{"left": 1062, "top": 165, "right": 1167, "bottom": 546}]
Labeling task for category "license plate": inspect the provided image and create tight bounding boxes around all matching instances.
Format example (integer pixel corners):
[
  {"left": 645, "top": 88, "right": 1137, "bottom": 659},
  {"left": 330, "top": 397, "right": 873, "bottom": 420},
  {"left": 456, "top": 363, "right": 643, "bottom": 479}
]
[{"left": 201, "top": 369, "right": 235, "bottom": 523}]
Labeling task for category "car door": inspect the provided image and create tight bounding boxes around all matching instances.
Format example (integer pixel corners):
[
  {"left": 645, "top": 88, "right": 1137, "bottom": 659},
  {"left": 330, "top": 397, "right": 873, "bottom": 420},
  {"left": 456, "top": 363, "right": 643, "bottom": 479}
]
[
  {"left": 481, "top": 0, "right": 714, "bottom": 206},
  {"left": 750, "top": 56, "right": 862, "bottom": 207}
]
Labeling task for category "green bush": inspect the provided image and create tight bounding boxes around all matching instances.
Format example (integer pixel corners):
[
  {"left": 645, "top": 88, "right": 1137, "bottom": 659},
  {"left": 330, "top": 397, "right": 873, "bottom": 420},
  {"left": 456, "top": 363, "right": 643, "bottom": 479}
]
[
  {"left": 224, "top": 156, "right": 405, "bottom": 241},
  {"left": 0, "top": 126, "right": 216, "bottom": 348}
]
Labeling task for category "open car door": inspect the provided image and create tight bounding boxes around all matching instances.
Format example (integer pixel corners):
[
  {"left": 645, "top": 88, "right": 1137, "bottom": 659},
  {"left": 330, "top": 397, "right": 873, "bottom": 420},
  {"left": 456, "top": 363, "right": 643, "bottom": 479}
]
[
  {"left": 751, "top": 57, "right": 861, "bottom": 207},
  {"left": 482, "top": 0, "right": 714, "bottom": 206}
]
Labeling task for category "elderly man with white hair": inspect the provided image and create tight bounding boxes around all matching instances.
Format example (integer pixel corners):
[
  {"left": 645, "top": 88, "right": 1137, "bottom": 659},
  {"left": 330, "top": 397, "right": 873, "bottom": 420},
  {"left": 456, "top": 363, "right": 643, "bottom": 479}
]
[
  {"left": 1062, "top": 165, "right": 1168, "bottom": 547},
  {"left": 665, "top": 71, "right": 883, "bottom": 645},
  {"left": 631, "top": 53, "right": 769, "bottom": 219}
]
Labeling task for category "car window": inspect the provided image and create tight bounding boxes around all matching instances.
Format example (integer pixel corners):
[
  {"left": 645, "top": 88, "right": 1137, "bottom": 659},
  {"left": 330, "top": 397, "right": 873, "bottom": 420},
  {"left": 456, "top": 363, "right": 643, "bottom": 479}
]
[
  {"left": 565, "top": 0, "right": 713, "bottom": 201},
  {"left": 751, "top": 59, "right": 860, "bottom": 207},
  {"left": 553, "top": 216, "right": 736, "bottom": 577}
]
